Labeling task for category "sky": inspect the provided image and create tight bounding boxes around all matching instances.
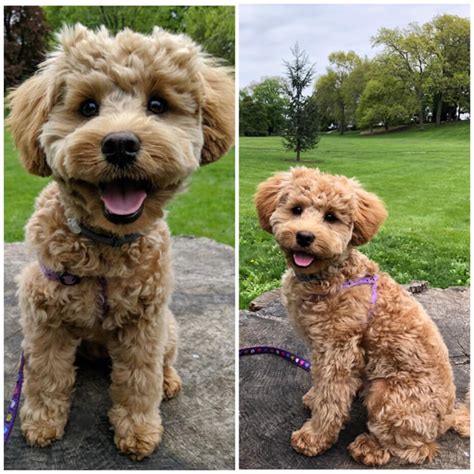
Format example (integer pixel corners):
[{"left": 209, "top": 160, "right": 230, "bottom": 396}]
[{"left": 239, "top": 3, "right": 470, "bottom": 89}]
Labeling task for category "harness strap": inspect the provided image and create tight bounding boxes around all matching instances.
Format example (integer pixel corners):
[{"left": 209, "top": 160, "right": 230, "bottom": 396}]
[
  {"left": 341, "top": 274, "right": 379, "bottom": 320},
  {"left": 40, "top": 264, "right": 108, "bottom": 319},
  {"left": 40, "top": 263, "right": 81, "bottom": 286},
  {"left": 303, "top": 274, "right": 379, "bottom": 321}
]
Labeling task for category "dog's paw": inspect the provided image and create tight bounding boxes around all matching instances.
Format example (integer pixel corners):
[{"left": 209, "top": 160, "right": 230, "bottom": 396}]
[
  {"left": 291, "top": 422, "right": 333, "bottom": 457},
  {"left": 302, "top": 387, "right": 316, "bottom": 411},
  {"left": 21, "top": 418, "right": 65, "bottom": 447},
  {"left": 163, "top": 366, "right": 182, "bottom": 400},
  {"left": 348, "top": 433, "right": 390, "bottom": 466},
  {"left": 112, "top": 411, "right": 163, "bottom": 460}
]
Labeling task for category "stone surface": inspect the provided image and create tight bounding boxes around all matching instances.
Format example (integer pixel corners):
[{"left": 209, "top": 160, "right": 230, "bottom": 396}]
[
  {"left": 240, "top": 286, "right": 470, "bottom": 469},
  {"left": 4, "top": 237, "right": 235, "bottom": 470}
]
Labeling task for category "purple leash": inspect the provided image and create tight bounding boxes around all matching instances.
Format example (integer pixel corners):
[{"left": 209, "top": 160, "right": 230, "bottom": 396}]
[
  {"left": 4, "top": 353, "right": 25, "bottom": 444},
  {"left": 239, "top": 275, "right": 379, "bottom": 371},
  {"left": 240, "top": 346, "right": 311, "bottom": 371}
]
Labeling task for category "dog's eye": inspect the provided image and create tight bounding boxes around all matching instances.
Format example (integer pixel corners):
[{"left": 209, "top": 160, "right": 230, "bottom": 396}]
[
  {"left": 80, "top": 99, "right": 99, "bottom": 117},
  {"left": 148, "top": 97, "right": 168, "bottom": 115},
  {"left": 291, "top": 206, "right": 303, "bottom": 216},
  {"left": 324, "top": 212, "right": 338, "bottom": 222}
]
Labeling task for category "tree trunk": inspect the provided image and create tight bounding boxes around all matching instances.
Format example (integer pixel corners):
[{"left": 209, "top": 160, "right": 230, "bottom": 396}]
[
  {"left": 418, "top": 95, "right": 424, "bottom": 130},
  {"left": 296, "top": 148, "right": 301, "bottom": 161},
  {"left": 435, "top": 94, "right": 443, "bottom": 126},
  {"left": 384, "top": 121, "right": 389, "bottom": 131}
]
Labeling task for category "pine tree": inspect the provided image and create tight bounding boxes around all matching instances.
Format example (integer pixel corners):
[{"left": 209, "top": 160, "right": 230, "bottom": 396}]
[{"left": 282, "top": 43, "right": 320, "bottom": 161}]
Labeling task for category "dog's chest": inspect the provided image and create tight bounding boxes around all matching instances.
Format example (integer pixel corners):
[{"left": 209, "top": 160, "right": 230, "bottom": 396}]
[{"left": 282, "top": 279, "right": 370, "bottom": 346}]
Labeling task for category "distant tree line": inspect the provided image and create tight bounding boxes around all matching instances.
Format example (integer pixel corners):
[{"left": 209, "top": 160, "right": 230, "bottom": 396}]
[
  {"left": 240, "top": 14, "right": 469, "bottom": 135},
  {"left": 4, "top": 5, "right": 234, "bottom": 90}
]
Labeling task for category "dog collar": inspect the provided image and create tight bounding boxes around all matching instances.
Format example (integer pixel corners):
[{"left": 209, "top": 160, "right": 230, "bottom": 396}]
[
  {"left": 67, "top": 218, "right": 142, "bottom": 248},
  {"left": 295, "top": 272, "right": 324, "bottom": 282}
]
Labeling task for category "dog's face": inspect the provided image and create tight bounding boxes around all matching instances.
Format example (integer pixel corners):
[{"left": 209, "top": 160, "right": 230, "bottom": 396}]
[
  {"left": 8, "top": 24, "right": 234, "bottom": 234},
  {"left": 255, "top": 167, "right": 387, "bottom": 274}
]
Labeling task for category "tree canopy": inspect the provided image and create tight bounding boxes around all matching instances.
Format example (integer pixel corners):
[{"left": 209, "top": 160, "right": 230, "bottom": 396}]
[
  {"left": 4, "top": 6, "right": 50, "bottom": 89},
  {"left": 239, "top": 77, "right": 288, "bottom": 136}
]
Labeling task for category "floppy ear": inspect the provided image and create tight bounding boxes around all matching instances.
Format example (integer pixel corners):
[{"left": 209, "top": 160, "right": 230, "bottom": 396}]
[
  {"left": 350, "top": 180, "right": 387, "bottom": 246},
  {"left": 7, "top": 73, "right": 54, "bottom": 177},
  {"left": 200, "top": 61, "right": 234, "bottom": 165},
  {"left": 254, "top": 172, "right": 289, "bottom": 233}
]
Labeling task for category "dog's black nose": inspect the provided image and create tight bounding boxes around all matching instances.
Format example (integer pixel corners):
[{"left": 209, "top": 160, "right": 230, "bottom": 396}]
[
  {"left": 101, "top": 132, "right": 140, "bottom": 167},
  {"left": 296, "top": 231, "right": 315, "bottom": 247}
]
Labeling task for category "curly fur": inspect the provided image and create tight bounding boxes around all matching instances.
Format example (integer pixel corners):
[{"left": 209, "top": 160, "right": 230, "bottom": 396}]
[
  {"left": 255, "top": 167, "right": 469, "bottom": 466},
  {"left": 8, "top": 24, "right": 234, "bottom": 459}
]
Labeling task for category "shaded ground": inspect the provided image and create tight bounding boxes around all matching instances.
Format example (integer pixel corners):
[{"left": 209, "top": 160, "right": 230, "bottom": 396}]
[
  {"left": 4, "top": 237, "right": 235, "bottom": 470},
  {"left": 240, "top": 284, "right": 470, "bottom": 469}
]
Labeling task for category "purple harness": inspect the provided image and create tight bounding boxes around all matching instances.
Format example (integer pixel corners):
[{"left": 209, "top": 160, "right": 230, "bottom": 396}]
[{"left": 239, "top": 274, "right": 379, "bottom": 371}]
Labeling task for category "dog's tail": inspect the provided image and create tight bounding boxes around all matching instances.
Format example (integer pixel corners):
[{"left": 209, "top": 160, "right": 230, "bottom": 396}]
[{"left": 447, "top": 387, "right": 470, "bottom": 438}]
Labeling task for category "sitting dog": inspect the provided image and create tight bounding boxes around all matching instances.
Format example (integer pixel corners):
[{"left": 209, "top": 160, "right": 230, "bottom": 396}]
[
  {"left": 255, "top": 167, "right": 469, "bottom": 465},
  {"left": 8, "top": 24, "right": 234, "bottom": 459}
]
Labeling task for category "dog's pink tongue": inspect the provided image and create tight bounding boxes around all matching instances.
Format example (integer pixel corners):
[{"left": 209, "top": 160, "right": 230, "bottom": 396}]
[
  {"left": 100, "top": 183, "right": 147, "bottom": 215},
  {"left": 293, "top": 252, "right": 315, "bottom": 267}
]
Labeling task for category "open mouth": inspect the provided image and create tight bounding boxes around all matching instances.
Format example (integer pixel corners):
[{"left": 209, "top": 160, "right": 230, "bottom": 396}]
[
  {"left": 292, "top": 251, "right": 316, "bottom": 268},
  {"left": 99, "top": 179, "right": 150, "bottom": 224}
]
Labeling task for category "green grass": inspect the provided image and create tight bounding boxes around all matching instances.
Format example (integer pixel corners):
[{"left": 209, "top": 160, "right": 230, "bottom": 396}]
[
  {"left": 240, "top": 122, "right": 470, "bottom": 308},
  {"left": 4, "top": 129, "right": 235, "bottom": 246}
]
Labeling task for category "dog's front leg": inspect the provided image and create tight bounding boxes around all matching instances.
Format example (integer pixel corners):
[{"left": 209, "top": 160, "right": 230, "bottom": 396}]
[
  {"left": 291, "top": 347, "right": 363, "bottom": 457},
  {"left": 20, "top": 325, "right": 81, "bottom": 447},
  {"left": 108, "top": 321, "right": 165, "bottom": 460}
]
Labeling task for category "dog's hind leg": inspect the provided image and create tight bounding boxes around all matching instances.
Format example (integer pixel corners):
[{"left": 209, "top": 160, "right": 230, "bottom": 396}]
[
  {"left": 162, "top": 307, "right": 182, "bottom": 400},
  {"left": 359, "top": 378, "right": 448, "bottom": 465}
]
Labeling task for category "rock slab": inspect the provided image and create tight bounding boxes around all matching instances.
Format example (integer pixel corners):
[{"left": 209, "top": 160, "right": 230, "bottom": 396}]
[
  {"left": 240, "top": 286, "right": 470, "bottom": 469},
  {"left": 4, "top": 237, "right": 235, "bottom": 470}
]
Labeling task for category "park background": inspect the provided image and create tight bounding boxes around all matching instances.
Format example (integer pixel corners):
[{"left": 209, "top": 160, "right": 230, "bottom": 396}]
[
  {"left": 239, "top": 4, "right": 470, "bottom": 308},
  {"left": 4, "top": 5, "right": 235, "bottom": 246}
]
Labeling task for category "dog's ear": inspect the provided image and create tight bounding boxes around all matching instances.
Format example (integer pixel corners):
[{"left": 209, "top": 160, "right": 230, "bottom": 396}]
[
  {"left": 7, "top": 24, "right": 91, "bottom": 177},
  {"left": 7, "top": 73, "right": 54, "bottom": 177},
  {"left": 200, "top": 61, "right": 234, "bottom": 165},
  {"left": 254, "top": 172, "right": 289, "bottom": 233},
  {"left": 350, "top": 180, "right": 387, "bottom": 245}
]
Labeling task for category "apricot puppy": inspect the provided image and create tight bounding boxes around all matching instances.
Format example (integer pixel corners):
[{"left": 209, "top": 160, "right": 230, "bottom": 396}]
[
  {"left": 255, "top": 167, "right": 469, "bottom": 465},
  {"left": 8, "top": 24, "right": 233, "bottom": 459}
]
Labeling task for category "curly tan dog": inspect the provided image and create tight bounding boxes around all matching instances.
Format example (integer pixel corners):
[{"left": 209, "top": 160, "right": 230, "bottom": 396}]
[
  {"left": 7, "top": 24, "right": 233, "bottom": 459},
  {"left": 255, "top": 167, "right": 469, "bottom": 466}
]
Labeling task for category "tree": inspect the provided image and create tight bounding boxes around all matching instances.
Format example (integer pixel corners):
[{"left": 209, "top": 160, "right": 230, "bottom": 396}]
[
  {"left": 250, "top": 77, "right": 287, "bottom": 135},
  {"left": 314, "top": 51, "right": 369, "bottom": 134},
  {"left": 4, "top": 6, "right": 50, "bottom": 90},
  {"left": 239, "top": 90, "right": 268, "bottom": 136},
  {"left": 183, "top": 6, "right": 234, "bottom": 65},
  {"left": 372, "top": 23, "right": 436, "bottom": 129},
  {"left": 429, "top": 14, "right": 470, "bottom": 124},
  {"left": 357, "top": 78, "right": 415, "bottom": 132},
  {"left": 281, "top": 43, "right": 319, "bottom": 161}
]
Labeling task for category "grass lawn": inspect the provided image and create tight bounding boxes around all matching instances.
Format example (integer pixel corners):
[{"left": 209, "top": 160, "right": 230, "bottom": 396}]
[
  {"left": 240, "top": 122, "right": 470, "bottom": 308},
  {"left": 4, "top": 128, "right": 235, "bottom": 246}
]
